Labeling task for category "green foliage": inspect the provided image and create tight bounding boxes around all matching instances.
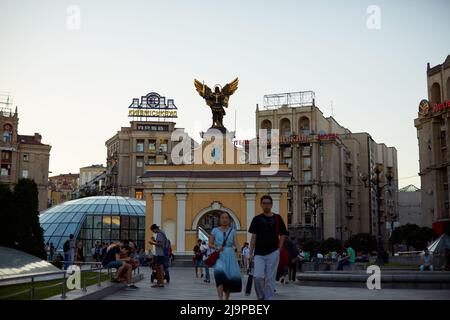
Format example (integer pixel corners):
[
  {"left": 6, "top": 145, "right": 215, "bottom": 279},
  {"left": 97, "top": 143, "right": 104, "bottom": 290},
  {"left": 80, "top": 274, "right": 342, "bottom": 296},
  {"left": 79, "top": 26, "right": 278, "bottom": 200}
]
[
  {"left": 0, "top": 179, "right": 46, "bottom": 259},
  {"left": 0, "top": 184, "right": 15, "bottom": 247},
  {"left": 347, "top": 233, "right": 377, "bottom": 253},
  {"left": 389, "top": 223, "right": 435, "bottom": 250},
  {"left": 301, "top": 239, "right": 320, "bottom": 253},
  {"left": 318, "top": 237, "right": 342, "bottom": 253}
]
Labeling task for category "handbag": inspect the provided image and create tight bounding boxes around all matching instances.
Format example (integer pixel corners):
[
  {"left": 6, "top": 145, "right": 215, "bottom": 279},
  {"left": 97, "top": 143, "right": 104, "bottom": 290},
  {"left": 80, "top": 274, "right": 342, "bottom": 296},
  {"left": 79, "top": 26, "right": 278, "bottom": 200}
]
[{"left": 204, "top": 228, "right": 233, "bottom": 267}]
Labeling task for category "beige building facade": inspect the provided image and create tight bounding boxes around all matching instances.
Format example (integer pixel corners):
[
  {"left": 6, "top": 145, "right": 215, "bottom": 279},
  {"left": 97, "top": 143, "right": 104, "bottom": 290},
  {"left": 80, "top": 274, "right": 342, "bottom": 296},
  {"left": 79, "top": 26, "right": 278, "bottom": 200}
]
[
  {"left": 255, "top": 91, "right": 398, "bottom": 243},
  {"left": 1, "top": 99, "right": 51, "bottom": 212},
  {"left": 105, "top": 91, "right": 183, "bottom": 199},
  {"left": 415, "top": 55, "right": 450, "bottom": 235}
]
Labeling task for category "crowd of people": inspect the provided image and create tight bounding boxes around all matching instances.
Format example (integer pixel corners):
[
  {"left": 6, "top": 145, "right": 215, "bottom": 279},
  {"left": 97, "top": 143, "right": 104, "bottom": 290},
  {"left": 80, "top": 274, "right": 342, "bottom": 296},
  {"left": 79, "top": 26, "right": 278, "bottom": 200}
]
[{"left": 44, "top": 192, "right": 450, "bottom": 300}]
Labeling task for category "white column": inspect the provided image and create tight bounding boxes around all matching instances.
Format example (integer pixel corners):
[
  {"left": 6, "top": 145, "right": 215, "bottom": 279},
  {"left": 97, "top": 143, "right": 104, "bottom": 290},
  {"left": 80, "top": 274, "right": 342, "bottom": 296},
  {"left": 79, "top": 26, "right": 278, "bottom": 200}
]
[
  {"left": 245, "top": 193, "right": 256, "bottom": 243},
  {"left": 271, "top": 193, "right": 281, "bottom": 215},
  {"left": 152, "top": 193, "right": 163, "bottom": 227},
  {"left": 176, "top": 193, "right": 187, "bottom": 253}
]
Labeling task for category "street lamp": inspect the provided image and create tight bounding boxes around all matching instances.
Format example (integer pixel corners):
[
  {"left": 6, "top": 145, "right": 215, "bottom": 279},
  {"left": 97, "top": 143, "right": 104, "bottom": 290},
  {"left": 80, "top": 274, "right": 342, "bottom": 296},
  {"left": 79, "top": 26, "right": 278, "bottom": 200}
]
[
  {"left": 361, "top": 164, "right": 394, "bottom": 266},
  {"left": 304, "top": 193, "right": 322, "bottom": 240}
]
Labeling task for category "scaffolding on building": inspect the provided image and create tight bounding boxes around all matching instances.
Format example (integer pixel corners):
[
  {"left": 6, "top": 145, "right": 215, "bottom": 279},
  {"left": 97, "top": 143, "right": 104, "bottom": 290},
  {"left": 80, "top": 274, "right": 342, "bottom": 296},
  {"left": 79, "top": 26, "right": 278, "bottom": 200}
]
[
  {"left": 263, "top": 91, "right": 315, "bottom": 110},
  {"left": 0, "top": 92, "right": 15, "bottom": 117}
]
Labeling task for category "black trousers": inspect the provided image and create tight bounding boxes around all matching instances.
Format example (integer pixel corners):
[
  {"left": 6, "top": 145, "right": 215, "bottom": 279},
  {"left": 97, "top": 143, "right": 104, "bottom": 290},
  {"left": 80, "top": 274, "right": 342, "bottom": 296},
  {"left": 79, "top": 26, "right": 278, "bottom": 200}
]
[{"left": 288, "top": 260, "right": 297, "bottom": 281}]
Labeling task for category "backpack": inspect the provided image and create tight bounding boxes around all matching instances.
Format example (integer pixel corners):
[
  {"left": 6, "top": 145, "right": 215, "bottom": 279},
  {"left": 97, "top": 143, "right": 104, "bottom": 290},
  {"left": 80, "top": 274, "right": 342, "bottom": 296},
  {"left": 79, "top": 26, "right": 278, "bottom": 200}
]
[
  {"left": 162, "top": 234, "right": 171, "bottom": 256},
  {"left": 63, "top": 240, "right": 70, "bottom": 253}
]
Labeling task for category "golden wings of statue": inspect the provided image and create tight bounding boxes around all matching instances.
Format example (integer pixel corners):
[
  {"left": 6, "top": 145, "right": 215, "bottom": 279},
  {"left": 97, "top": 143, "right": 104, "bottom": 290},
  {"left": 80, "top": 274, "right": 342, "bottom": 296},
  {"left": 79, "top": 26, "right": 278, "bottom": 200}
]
[
  {"left": 193, "top": 77, "right": 239, "bottom": 129},
  {"left": 194, "top": 77, "right": 239, "bottom": 108}
]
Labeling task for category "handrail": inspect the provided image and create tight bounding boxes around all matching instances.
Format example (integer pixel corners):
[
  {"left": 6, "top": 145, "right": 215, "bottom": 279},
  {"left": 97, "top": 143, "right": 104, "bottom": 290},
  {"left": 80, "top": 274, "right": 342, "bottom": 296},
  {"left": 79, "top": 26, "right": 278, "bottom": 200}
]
[
  {"left": 0, "top": 262, "right": 141, "bottom": 300},
  {"left": 0, "top": 262, "right": 103, "bottom": 283}
]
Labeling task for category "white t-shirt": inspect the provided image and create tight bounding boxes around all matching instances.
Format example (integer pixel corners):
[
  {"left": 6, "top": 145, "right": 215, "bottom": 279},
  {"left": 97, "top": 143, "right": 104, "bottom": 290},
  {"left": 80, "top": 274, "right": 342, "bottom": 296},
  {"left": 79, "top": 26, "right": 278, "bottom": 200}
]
[{"left": 242, "top": 247, "right": 250, "bottom": 257}]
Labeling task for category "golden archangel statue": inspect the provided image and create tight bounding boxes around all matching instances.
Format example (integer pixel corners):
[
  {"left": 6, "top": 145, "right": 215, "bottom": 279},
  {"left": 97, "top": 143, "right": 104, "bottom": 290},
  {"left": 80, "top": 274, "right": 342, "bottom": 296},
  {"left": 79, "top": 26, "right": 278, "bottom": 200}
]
[{"left": 194, "top": 77, "right": 239, "bottom": 131}]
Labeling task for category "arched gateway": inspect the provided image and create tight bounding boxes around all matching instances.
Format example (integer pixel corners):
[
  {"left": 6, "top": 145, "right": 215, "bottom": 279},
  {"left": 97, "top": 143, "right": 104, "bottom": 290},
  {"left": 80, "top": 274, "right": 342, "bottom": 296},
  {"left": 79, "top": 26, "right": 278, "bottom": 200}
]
[{"left": 140, "top": 131, "right": 291, "bottom": 254}]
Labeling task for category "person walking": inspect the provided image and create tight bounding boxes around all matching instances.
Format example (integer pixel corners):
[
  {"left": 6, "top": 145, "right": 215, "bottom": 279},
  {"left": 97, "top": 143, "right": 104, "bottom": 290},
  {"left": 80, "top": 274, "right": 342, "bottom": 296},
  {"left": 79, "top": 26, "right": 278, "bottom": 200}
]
[
  {"left": 249, "top": 195, "right": 288, "bottom": 300},
  {"left": 49, "top": 242, "right": 55, "bottom": 262},
  {"left": 200, "top": 240, "right": 212, "bottom": 283},
  {"left": 193, "top": 239, "right": 204, "bottom": 278},
  {"left": 149, "top": 224, "right": 168, "bottom": 288},
  {"left": 63, "top": 234, "right": 76, "bottom": 270},
  {"left": 242, "top": 242, "right": 250, "bottom": 271},
  {"left": 209, "top": 212, "right": 242, "bottom": 300},
  {"left": 287, "top": 237, "right": 299, "bottom": 282}
]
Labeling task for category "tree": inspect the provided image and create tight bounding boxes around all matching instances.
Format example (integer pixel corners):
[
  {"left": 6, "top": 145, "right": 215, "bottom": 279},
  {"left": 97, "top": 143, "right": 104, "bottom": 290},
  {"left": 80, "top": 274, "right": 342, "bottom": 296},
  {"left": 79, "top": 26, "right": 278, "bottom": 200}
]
[
  {"left": 13, "top": 179, "right": 46, "bottom": 259},
  {"left": 347, "top": 233, "right": 377, "bottom": 254},
  {"left": 318, "top": 237, "right": 342, "bottom": 253},
  {"left": 389, "top": 224, "right": 435, "bottom": 251},
  {"left": 0, "top": 183, "right": 15, "bottom": 247},
  {"left": 413, "top": 227, "right": 434, "bottom": 250},
  {"left": 302, "top": 239, "right": 320, "bottom": 254}
]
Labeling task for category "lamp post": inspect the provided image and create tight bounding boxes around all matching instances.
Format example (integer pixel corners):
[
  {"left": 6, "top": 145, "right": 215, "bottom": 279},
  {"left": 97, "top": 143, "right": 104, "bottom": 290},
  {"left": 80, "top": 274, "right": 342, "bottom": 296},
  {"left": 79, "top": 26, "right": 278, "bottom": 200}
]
[
  {"left": 361, "top": 165, "right": 394, "bottom": 266},
  {"left": 304, "top": 193, "right": 322, "bottom": 240}
]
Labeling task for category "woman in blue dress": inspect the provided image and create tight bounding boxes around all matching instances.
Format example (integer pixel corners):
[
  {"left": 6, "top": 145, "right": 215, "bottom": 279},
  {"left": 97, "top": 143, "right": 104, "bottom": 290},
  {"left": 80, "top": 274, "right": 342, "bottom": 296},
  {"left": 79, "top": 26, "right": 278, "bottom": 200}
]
[{"left": 209, "top": 212, "right": 242, "bottom": 300}]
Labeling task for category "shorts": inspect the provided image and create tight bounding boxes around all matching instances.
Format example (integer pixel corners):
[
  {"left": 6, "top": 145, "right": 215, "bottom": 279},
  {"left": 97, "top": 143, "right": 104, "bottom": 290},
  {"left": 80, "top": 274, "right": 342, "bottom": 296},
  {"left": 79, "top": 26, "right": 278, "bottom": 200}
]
[
  {"left": 155, "top": 256, "right": 165, "bottom": 266},
  {"left": 105, "top": 260, "right": 123, "bottom": 269},
  {"left": 195, "top": 259, "right": 204, "bottom": 267}
]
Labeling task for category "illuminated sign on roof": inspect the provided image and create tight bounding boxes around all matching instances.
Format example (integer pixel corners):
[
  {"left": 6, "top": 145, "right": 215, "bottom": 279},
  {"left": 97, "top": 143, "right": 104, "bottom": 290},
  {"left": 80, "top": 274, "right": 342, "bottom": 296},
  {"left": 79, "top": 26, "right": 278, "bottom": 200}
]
[{"left": 128, "top": 92, "right": 178, "bottom": 118}]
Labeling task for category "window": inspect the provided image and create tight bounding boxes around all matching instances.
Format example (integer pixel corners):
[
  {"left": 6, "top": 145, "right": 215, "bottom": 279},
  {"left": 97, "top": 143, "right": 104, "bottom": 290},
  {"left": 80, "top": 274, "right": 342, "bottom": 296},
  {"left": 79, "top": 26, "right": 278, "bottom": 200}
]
[
  {"left": 304, "top": 171, "right": 312, "bottom": 183},
  {"left": 2, "top": 124, "right": 12, "bottom": 143},
  {"left": 136, "top": 157, "right": 144, "bottom": 168},
  {"left": 1, "top": 164, "right": 11, "bottom": 176},
  {"left": 147, "top": 157, "right": 156, "bottom": 164},
  {"left": 305, "top": 215, "right": 311, "bottom": 225},
  {"left": 1, "top": 151, "right": 11, "bottom": 161},
  {"left": 2, "top": 132, "right": 11, "bottom": 143},
  {"left": 22, "top": 170, "right": 29, "bottom": 178},
  {"left": 160, "top": 139, "right": 168, "bottom": 153},
  {"left": 23, "top": 154, "right": 29, "bottom": 162},
  {"left": 303, "top": 157, "right": 311, "bottom": 169},
  {"left": 135, "top": 190, "right": 143, "bottom": 200},
  {"left": 302, "top": 145, "right": 311, "bottom": 156},
  {"left": 148, "top": 140, "right": 156, "bottom": 152},
  {"left": 284, "top": 158, "right": 292, "bottom": 169},
  {"left": 136, "top": 140, "right": 144, "bottom": 152}
]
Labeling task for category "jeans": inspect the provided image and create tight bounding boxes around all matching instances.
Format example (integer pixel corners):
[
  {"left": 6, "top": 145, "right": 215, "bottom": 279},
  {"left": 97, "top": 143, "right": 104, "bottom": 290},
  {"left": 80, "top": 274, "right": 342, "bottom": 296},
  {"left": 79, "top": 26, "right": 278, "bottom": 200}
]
[
  {"left": 163, "top": 256, "right": 170, "bottom": 281},
  {"left": 288, "top": 259, "right": 297, "bottom": 281},
  {"left": 253, "top": 249, "right": 280, "bottom": 300},
  {"left": 337, "top": 259, "right": 354, "bottom": 271},
  {"left": 63, "top": 253, "right": 71, "bottom": 270},
  {"left": 204, "top": 266, "right": 210, "bottom": 281},
  {"left": 420, "top": 264, "right": 433, "bottom": 271}
]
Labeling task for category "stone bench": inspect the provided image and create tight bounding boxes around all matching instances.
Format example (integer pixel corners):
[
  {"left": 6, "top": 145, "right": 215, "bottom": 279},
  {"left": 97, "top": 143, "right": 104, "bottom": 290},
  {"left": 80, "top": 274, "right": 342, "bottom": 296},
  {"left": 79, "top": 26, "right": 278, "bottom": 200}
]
[{"left": 296, "top": 270, "right": 450, "bottom": 289}]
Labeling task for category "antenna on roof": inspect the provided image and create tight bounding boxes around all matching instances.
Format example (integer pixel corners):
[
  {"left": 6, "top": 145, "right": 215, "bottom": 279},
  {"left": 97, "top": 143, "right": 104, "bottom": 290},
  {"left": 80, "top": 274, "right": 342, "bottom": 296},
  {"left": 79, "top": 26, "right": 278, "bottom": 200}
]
[
  {"left": 330, "top": 100, "right": 334, "bottom": 118},
  {"left": 234, "top": 109, "right": 237, "bottom": 138}
]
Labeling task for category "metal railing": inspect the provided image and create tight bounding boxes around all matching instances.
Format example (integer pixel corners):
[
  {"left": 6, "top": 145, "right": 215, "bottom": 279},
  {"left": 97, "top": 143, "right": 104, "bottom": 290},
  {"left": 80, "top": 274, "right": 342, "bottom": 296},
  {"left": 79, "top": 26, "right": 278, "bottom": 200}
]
[{"left": 0, "top": 262, "right": 140, "bottom": 300}]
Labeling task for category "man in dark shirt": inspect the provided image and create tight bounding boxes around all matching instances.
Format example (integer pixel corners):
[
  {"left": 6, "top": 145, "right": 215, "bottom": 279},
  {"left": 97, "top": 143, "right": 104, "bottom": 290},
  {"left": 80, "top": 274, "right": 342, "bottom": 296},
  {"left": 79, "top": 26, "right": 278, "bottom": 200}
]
[
  {"left": 102, "top": 241, "right": 138, "bottom": 289},
  {"left": 248, "top": 195, "right": 288, "bottom": 300}
]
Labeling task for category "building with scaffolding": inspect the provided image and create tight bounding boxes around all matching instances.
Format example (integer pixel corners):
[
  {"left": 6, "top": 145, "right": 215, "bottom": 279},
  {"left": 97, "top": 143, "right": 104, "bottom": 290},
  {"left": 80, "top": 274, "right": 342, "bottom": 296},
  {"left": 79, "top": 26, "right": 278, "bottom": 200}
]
[
  {"left": 255, "top": 91, "right": 398, "bottom": 244},
  {"left": 0, "top": 93, "right": 51, "bottom": 212}
]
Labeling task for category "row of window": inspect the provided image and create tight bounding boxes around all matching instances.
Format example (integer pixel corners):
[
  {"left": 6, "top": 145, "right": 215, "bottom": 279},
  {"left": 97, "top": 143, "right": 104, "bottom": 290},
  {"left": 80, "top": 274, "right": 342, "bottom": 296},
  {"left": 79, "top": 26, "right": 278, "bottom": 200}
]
[
  {"left": 0, "top": 165, "right": 28, "bottom": 178},
  {"left": 136, "top": 139, "right": 169, "bottom": 153},
  {"left": 79, "top": 228, "right": 145, "bottom": 241}
]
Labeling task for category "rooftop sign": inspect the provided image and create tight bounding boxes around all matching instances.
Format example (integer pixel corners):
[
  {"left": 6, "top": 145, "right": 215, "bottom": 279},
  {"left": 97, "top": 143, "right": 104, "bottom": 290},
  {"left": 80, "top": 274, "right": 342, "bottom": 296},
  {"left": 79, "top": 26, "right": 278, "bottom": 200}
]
[{"left": 128, "top": 92, "right": 178, "bottom": 118}]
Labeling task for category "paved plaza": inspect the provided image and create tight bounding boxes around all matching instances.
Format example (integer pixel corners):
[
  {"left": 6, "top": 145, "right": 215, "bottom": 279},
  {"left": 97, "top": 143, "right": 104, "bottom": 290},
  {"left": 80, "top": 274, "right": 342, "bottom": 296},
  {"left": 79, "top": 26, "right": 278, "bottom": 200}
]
[{"left": 103, "top": 267, "right": 450, "bottom": 300}]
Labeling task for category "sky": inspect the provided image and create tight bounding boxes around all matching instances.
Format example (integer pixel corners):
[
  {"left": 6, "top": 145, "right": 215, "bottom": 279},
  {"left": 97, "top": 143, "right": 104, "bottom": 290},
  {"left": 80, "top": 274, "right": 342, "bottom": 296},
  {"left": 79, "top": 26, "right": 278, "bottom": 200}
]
[{"left": 0, "top": 0, "right": 449, "bottom": 188}]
